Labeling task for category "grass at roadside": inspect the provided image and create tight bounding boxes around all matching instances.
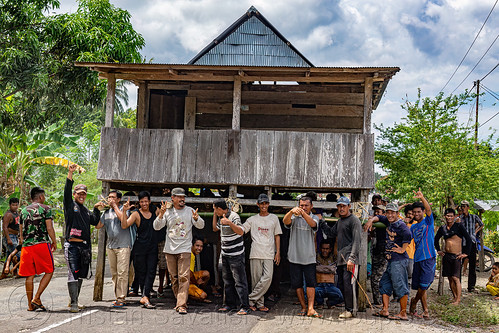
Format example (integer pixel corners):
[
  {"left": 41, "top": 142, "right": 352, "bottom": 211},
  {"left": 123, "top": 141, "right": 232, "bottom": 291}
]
[{"left": 429, "top": 290, "right": 499, "bottom": 328}]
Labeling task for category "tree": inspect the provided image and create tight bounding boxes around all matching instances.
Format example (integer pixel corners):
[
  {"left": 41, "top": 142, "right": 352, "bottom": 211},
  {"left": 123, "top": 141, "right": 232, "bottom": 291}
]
[
  {"left": 0, "top": 0, "right": 145, "bottom": 133},
  {"left": 0, "top": 122, "right": 84, "bottom": 201},
  {"left": 375, "top": 90, "right": 499, "bottom": 212}
]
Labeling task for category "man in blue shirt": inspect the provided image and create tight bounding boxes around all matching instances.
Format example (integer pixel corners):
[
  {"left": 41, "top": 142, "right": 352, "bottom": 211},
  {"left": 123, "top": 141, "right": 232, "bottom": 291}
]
[{"left": 409, "top": 189, "right": 436, "bottom": 319}]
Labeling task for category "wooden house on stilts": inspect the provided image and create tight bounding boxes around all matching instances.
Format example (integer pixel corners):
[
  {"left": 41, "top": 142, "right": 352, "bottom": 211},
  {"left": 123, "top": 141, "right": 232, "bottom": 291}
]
[{"left": 77, "top": 6, "right": 399, "bottom": 309}]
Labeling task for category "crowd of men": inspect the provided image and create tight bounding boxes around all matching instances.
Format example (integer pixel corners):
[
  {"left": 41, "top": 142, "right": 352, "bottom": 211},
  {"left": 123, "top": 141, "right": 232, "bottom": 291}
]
[{"left": 2, "top": 166, "right": 498, "bottom": 319}]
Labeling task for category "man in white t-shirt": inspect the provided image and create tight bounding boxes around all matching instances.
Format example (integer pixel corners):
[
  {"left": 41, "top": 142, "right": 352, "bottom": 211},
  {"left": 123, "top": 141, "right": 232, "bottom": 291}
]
[{"left": 243, "top": 194, "right": 282, "bottom": 312}]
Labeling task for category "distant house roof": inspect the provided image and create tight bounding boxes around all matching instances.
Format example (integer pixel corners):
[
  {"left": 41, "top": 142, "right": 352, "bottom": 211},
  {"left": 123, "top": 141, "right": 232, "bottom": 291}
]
[{"left": 188, "top": 6, "right": 314, "bottom": 67}]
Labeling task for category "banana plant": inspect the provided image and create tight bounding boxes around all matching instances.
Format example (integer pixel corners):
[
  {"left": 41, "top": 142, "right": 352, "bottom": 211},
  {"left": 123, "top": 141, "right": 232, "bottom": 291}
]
[{"left": 0, "top": 122, "right": 84, "bottom": 201}]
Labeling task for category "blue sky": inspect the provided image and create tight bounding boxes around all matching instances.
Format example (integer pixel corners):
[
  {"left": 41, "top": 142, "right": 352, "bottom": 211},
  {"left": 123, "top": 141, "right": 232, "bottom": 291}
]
[{"left": 59, "top": 0, "right": 499, "bottom": 144}]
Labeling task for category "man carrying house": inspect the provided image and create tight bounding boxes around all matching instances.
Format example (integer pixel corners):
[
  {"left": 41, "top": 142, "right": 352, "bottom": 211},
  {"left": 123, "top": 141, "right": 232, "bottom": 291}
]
[
  {"left": 95, "top": 190, "right": 132, "bottom": 308},
  {"left": 283, "top": 196, "right": 321, "bottom": 318},
  {"left": 320, "top": 196, "right": 362, "bottom": 319},
  {"left": 154, "top": 187, "right": 205, "bottom": 315},
  {"left": 64, "top": 164, "right": 103, "bottom": 313},
  {"left": 459, "top": 200, "right": 483, "bottom": 292},
  {"left": 408, "top": 189, "right": 436, "bottom": 319},
  {"left": 243, "top": 193, "right": 282, "bottom": 313},
  {"left": 434, "top": 208, "right": 471, "bottom": 305},
  {"left": 18, "top": 187, "right": 57, "bottom": 311},
  {"left": 376, "top": 202, "right": 412, "bottom": 320},
  {"left": 315, "top": 239, "right": 343, "bottom": 309},
  {"left": 213, "top": 198, "right": 250, "bottom": 315},
  {"left": 3, "top": 197, "right": 21, "bottom": 260}
]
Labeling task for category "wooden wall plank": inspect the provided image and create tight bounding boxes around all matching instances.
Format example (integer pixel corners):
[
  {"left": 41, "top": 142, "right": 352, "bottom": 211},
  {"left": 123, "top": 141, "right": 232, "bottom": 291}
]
[
  {"left": 256, "top": 131, "right": 275, "bottom": 185},
  {"left": 179, "top": 130, "right": 198, "bottom": 183},
  {"left": 226, "top": 130, "right": 240, "bottom": 184},
  {"left": 165, "top": 130, "right": 183, "bottom": 183},
  {"left": 208, "top": 130, "right": 228, "bottom": 184},
  {"left": 97, "top": 127, "right": 113, "bottom": 180},
  {"left": 150, "top": 130, "right": 169, "bottom": 183},
  {"left": 239, "top": 130, "right": 257, "bottom": 185},
  {"left": 241, "top": 91, "right": 364, "bottom": 105},
  {"left": 285, "top": 132, "right": 307, "bottom": 187},
  {"left": 271, "top": 131, "right": 289, "bottom": 186},
  {"left": 320, "top": 133, "right": 338, "bottom": 188},
  {"left": 195, "top": 130, "right": 213, "bottom": 183},
  {"left": 304, "top": 132, "right": 323, "bottom": 188},
  {"left": 136, "top": 129, "right": 155, "bottom": 183},
  {"left": 123, "top": 129, "right": 139, "bottom": 181},
  {"left": 184, "top": 96, "right": 197, "bottom": 130}
]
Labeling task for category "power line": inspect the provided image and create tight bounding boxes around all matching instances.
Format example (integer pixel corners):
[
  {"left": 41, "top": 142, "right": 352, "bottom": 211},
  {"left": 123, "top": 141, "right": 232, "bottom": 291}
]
[
  {"left": 480, "top": 61, "right": 499, "bottom": 81},
  {"left": 479, "top": 110, "right": 499, "bottom": 128},
  {"left": 440, "top": 0, "right": 498, "bottom": 92},
  {"left": 481, "top": 84, "right": 499, "bottom": 100},
  {"left": 450, "top": 33, "right": 499, "bottom": 95}
]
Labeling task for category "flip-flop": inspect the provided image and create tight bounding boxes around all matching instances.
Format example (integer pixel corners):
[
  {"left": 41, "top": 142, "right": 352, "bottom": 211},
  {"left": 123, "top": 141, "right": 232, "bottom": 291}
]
[
  {"left": 218, "top": 306, "right": 231, "bottom": 312},
  {"left": 411, "top": 312, "right": 423, "bottom": 319},
  {"left": 237, "top": 309, "right": 248, "bottom": 315},
  {"left": 142, "top": 301, "right": 156, "bottom": 309},
  {"left": 297, "top": 310, "right": 307, "bottom": 316},
  {"left": 258, "top": 306, "right": 270, "bottom": 313},
  {"left": 31, "top": 301, "right": 47, "bottom": 312},
  {"left": 202, "top": 299, "right": 212, "bottom": 303},
  {"left": 373, "top": 311, "right": 389, "bottom": 318},
  {"left": 308, "top": 312, "right": 323, "bottom": 318},
  {"left": 177, "top": 307, "right": 187, "bottom": 314},
  {"left": 249, "top": 306, "right": 257, "bottom": 311},
  {"left": 112, "top": 301, "right": 124, "bottom": 308},
  {"left": 388, "top": 315, "right": 409, "bottom": 321}
]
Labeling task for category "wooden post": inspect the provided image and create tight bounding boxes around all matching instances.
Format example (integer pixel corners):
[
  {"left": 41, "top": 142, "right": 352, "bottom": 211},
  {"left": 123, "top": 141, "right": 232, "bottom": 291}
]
[
  {"left": 105, "top": 74, "right": 116, "bottom": 128},
  {"left": 229, "top": 185, "right": 238, "bottom": 199},
  {"left": 93, "top": 182, "right": 109, "bottom": 301},
  {"left": 137, "top": 81, "right": 147, "bottom": 128},
  {"left": 355, "top": 189, "right": 369, "bottom": 311},
  {"left": 363, "top": 77, "right": 373, "bottom": 135},
  {"left": 232, "top": 77, "right": 242, "bottom": 130},
  {"left": 437, "top": 238, "right": 445, "bottom": 295},
  {"left": 184, "top": 96, "right": 197, "bottom": 130},
  {"left": 479, "top": 211, "right": 485, "bottom": 271}
]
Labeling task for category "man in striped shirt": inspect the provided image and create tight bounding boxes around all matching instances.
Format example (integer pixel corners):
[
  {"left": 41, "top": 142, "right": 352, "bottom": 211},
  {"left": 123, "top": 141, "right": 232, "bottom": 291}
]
[{"left": 212, "top": 199, "right": 250, "bottom": 315}]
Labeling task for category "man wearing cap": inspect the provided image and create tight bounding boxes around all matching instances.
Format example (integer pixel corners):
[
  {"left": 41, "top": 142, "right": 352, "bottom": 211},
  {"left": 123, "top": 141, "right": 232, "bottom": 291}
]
[
  {"left": 320, "top": 196, "right": 362, "bottom": 319},
  {"left": 376, "top": 203, "right": 412, "bottom": 320},
  {"left": 242, "top": 194, "right": 282, "bottom": 313},
  {"left": 459, "top": 200, "right": 483, "bottom": 292},
  {"left": 364, "top": 204, "right": 389, "bottom": 306},
  {"left": 64, "top": 164, "right": 104, "bottom": 312},
  {"left": 283, "top": 196, "right": 321, "bottom": 318},
  {"left": 153, "top": 187, "right": 204, "bottom": 314}
]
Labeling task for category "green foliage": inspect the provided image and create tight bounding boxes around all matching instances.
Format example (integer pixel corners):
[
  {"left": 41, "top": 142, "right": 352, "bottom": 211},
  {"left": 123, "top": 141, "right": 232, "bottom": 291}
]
[
  {"left": 114, "top": 107, "right": 136, "bottom": 128},
  {"left": 375, "top": 90, "right": 499, "bottom": 213},
  {"left": 482, "top": 211, "right": 499, "bottom": 231},
  {"left": 484, "top": 230, "right": 499, "bottom": 254},
  {"left": 0, "top": 0, "right": 145, "bottom": 133}
]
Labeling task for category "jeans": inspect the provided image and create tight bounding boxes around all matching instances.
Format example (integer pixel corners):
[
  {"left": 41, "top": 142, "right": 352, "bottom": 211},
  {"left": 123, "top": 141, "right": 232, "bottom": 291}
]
[
  {"left": 379, "top": 259, "right": 409, "bottom": 300},
  {"left": 64, "top": 241, "right": 91, "bottom": 282},
  {"left": 222, "top": 253, "right": 249, "bottom": 310},
  {"left": 315, "top": 283, "right": 344, "bottom": 306}
]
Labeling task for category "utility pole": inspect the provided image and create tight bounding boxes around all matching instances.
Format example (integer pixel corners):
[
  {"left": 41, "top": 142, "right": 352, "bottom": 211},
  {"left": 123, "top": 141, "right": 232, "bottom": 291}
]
[{"left": 475, "top": 79, "right": 480, "bottom": 150}]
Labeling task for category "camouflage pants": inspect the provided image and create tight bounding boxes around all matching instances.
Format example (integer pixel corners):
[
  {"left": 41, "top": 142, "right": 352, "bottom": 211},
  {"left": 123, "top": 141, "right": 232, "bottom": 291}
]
[{"left": 370, "top": 252, "right": 387, "bottom": 305}]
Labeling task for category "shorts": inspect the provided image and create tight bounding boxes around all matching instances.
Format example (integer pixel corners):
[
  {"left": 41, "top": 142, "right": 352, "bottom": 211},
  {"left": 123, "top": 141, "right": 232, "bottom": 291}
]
[
  {"left": 18, "top": 243, "right": 54, "bottom": 277},
  {"left": 442, "top": 253, "right": 461, "bottom": 278},
  {"left": 157, "top": 241, "right": 167, "bottom": 270},
  {"left": 379, "top": 259, "right": 409, "bottom": 300},
  {"left": 289, "top": 262, "right": 316, "bottom": 289},
  {"left": 411, "top": 257, "right": 436, "bottom": 290}
]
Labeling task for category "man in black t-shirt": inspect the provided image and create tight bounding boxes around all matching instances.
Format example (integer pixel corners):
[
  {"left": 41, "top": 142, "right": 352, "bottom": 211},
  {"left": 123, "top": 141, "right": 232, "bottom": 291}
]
[{"left": 63, "top": 164, "right": 103, "bottom": 312}]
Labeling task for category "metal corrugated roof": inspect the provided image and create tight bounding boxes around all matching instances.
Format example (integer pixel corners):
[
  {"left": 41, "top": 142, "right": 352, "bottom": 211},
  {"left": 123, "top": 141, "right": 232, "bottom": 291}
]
[{"left": 189, "top": 7, "right": 313, "bottom": 67}]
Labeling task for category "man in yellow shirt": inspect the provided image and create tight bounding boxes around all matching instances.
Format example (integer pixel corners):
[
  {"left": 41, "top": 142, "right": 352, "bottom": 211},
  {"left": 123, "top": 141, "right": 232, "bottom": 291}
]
[
  {"left": 188, "top": 237, "right": 211, "bottom": 303},
  {"left": 403, "top": 205, "right": 416, "bottom": 280}
]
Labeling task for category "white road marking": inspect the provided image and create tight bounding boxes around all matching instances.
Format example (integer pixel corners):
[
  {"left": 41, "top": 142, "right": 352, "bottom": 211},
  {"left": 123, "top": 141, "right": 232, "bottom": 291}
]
[{"left": 32, "top": 310, "right": 99, "bottom": 333}]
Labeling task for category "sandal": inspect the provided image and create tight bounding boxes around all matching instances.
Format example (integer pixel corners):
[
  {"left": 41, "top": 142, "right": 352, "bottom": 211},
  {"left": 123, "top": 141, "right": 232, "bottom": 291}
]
[
  {"left": 258, "top": 306, "right": 269, "bottom": 313},
  {"left": 142, "top": 301, "right": 156, "bottom": 309},
  {"left": 218, "top": 306, "right": 231, "bottom": 312},
  {"left": 373, "top": 311, "right": 389, "bottom": 318},
  {"left": 297, "top": 310, "right": 307, "bottom": 316},
  {"left": 237, "top": 309, "right": 248, "bottom": 315},
  {"left": 308, "top": 312, "right": 323, "bottom": 318},
  {"left": 176, "top": 306, "right": 187, "bottom": 315},
  {"left": 112, "top": 300, "right": 124, "bottom": 308},
  {"left": 249, "top": 306, "right": 257, "bottom": 312},
  {"left": 31, "top": 300, "right": 47, "bottom": 312}
]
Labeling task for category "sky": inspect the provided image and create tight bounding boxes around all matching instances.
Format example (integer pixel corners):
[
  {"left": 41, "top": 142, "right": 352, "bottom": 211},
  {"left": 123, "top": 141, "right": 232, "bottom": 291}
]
[{"left": 58, "top": 0, "right": 499, "bottom": 145}]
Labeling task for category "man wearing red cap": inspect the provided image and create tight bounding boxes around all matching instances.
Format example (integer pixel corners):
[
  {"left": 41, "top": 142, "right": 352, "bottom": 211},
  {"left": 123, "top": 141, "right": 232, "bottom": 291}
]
[{"left": 63, "top": 164, "right": 104, "bottom": 312}]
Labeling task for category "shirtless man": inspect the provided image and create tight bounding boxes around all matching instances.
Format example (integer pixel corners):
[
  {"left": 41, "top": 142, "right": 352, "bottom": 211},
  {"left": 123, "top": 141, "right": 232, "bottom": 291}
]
[{"left": 434, "top": 208, "right": 471, "bottom": 305}]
